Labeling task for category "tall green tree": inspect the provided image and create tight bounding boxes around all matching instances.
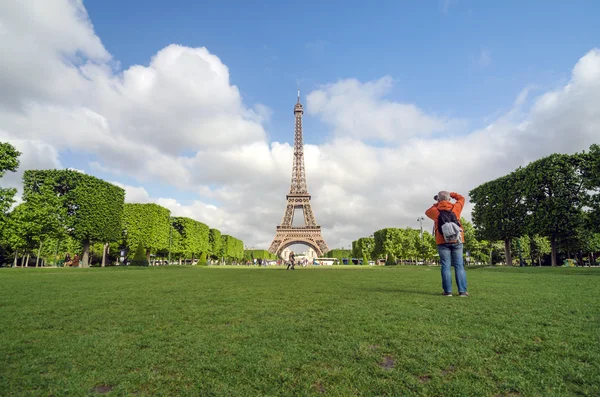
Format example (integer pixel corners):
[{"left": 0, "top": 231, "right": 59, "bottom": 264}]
[
  {"left": 461, "top": 218, "right": 489, "bottom": 264},
  {"left": 209, "top": 228, "right": 222, "bottom": 259},
  {"left": 23, "top": 170, "right": 125, "bottom": 267},
  {"left": 171, "top": 217, "right": 210, "bottom": 262},
  {"left": 220, "top": 235, "right": 244, "bottom": 264},
  {"left": 123, "top": 203, "right": 171, "bottom": 262},
  {"left": 0, "top": 142, "right": 21, "bottom": 228},
  {"left": 373, "top": 228, "right": 402, "bottom": 263},
  {"left": 352, "top": 237, "right": 375, "bottom": 260},
  {"left": 523, "top": 153, "right": 587, "bottom": 266},
  {"left": 413, "top": 230, "right": 437, "bottom": 264},
  {"left": 525, "top": 235, "right": 551, "bottom": 266},
  {"left": 470, "top": 169, "right": 528, "bottom": 266},
  {"left": 582, "top": 144, "right": 600, "bottom": 232}
]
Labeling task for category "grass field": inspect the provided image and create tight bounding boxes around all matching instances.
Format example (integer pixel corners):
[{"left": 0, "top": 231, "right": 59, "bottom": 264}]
[{"left": 1, "top": 265, "right": 599, "bottom": 397}]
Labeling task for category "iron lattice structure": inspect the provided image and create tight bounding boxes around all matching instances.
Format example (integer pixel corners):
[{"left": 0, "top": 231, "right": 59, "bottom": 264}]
[{"left": 268, "top": 93, "right": 329, "bottom": 257}]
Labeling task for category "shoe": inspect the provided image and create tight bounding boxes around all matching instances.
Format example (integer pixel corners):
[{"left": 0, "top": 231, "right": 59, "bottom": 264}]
[
  {"left": 442, "top": 292, "right": 452, "bottom": 296},
  {"left": 459, "top": 292, "right": 469, "bottom": 297}
]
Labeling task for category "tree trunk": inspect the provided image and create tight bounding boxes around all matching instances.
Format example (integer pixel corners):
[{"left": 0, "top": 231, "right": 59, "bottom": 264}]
[
  {"left": 550, "top": 237, "right": 558, "bottom": 267},
  {"left": 36, "top": 241, "right": 43, "bottom": 268},
  {"left": 25, "top": 253, "right": 30, "bottom": 267},
  {"left": 145, "top": 248, "right": 151, "bottom": 264},
  {"left": 13, "top": 251, "right": 18, "bottom": 268},
  {"left": 102, "top": 242, "right": 109, "bottom": 267},
  {"left": 81, "top": 239, "right": 90, "bottom": 267},
  {"left": 504, "top": 239, "right": 512, "bottom": 266},
  {"left": 538, "top": 256, "right": 541, "bottom": 267},
  {"left": 21, "top": 254, "right": 25, "bottom": 267},
  {"left": 179, "top": 256, "right": 182, "bottom": 265}
]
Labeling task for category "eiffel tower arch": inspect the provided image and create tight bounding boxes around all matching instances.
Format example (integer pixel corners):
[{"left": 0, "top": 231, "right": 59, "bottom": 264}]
[{"left": 269, "top": 92, "right": 329, "bottom": 258}]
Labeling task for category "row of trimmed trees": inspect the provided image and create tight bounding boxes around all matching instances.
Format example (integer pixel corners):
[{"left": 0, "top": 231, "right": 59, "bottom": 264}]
[
  {"left": 351, "top": 226, "right": 451, "bottom": 266},
  {"left": 0, "top": 143, "right": 244, "bottom": 267},
  {"left": 350, "top": 220, "right": 544, "bottom": 266},
  {"left": 470, "top": 144, "right": 600, "bottom": 266}
]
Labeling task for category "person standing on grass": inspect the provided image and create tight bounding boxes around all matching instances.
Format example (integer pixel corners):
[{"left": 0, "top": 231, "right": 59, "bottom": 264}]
[
  {"left": 287, "top": 251, "right": 296, "bottom": 270},
  {"left": 425, "top": 191, "right": 469, "bottom": 297}
]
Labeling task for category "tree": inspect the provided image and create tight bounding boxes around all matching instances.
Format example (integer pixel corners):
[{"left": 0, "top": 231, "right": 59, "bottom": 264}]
[
  {"left": 461, "top": 218, "right": 489, "bottom": 264},
  {"left": 22, "top": 170, "right": 125, "bottom": 267},
  {"left": 523, "top": 153, "right": 587, "bottom": 266},
  {"left": 171, "top": 217, "right": 210, "bottom": 262},
  {"left": 582, "top": 144, "right": 600, "bottom": 232},
  {"left": 130, "top": 242, "right": 149, "bottom": 266},
  {"left": 373, "top": 228, "right": 402, "bottom": 263},
  {"left": 220, "top": 235, "right": 243, "bottom": 264},
  {"left": 526, "top": 234, "right": 551, "bottom": 266},
  {"left": 123, "top": 203, "right": 171, "bottom": 262},
  {"left": 209, "top": 228, "right": 222, "bottom": 259},
  {"left": 0, "top": 142, "right": 21, "bottom": 228},
  {"left": 352, "top": 237, "right": 375, "bottom": 261},
  {"left": 470, "top": 169, "right": 528, "bottom": 266},
  {"left": 414, "top": 231, "right": 437, "bottom": 264},
  {"left": 3, "top": 205, "right": 27, "bottom": 266}
]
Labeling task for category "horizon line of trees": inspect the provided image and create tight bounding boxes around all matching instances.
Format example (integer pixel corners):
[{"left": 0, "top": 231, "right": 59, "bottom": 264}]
[
  {"left": 343, "top": 144, "right": 599, "bottom": 267},
  {"left": 0, "top": 142, "right": 245, "bottom": 268},
  {"left": 469, "top": 144, "right": 600, "bottom": 266}
]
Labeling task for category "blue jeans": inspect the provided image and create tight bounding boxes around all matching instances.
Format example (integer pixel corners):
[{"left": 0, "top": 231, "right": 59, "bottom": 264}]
[{"left": 437, "top": 243, "right": 467, "bottom": 293}]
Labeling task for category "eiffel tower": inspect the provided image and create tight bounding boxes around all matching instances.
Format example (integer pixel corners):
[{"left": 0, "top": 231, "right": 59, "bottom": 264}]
[{"left": 268, "top": 92, "right": 329, "bottom": 257}]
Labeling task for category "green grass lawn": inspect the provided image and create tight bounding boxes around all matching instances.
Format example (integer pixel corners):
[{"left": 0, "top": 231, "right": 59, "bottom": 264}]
[{"left": 1, "top": 266, "right": 599, "bottom": 397}]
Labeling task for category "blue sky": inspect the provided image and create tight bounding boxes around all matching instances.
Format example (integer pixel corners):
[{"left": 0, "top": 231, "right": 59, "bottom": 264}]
[{"left": 85, "top": 0, "right": 599, "bottom": 144}]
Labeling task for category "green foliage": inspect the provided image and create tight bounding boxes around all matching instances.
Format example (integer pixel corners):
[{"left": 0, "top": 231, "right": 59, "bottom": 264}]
[
  {"left": 220, "top": 235, "right": 244, "bottom": 261},
  {"left": 22, "top": 170, "right": 125, "bottom": 266},
  {"left": 370, "top": 228, "right": 439, "bottom": 264},
  {"left": 582, "top": 144, "right": 600, "bottom": 232},
  {"left": 130, "top": 242, "right": 149, "bottom": 266},
  {"left": 170, "top": 217, "right": 210, "bottom": 259},
  {"left": 461, "top": 218, "right": 489, "bottom": 263},
  {"left": 123, "top": 203, "right": 171, "bottom": 255},
  {"left": 523, "top": 153, "right": 587, "bottom": 265},
  {"left": 0, "top": 142, "right": 21, "bottom": 228},
  {"left": 373, "top": 228, "right": 401, "bottom": 261},
  {"left": 413, "top": 230, "right": 437, "bottom": 263},
  {"left": 470, "top": 146, "right": 600, "bottom": 266},
  {"left": 209, "top": 228, "right": 222, "bottom": 257},
  {"left": 352, "top": 237, "right": 375, "bottom": 260},
  {"left": 469, "top": 169, "right": 529, "bottom": 265},
  {"left": 244, "top": 249, "right": 276, "bottom": 261},
  {"left": 199, "top": 252, "right": 208, "bottom": 266},
  {"left": 326, "top": 249, "right": 352, "bottom": 261}
]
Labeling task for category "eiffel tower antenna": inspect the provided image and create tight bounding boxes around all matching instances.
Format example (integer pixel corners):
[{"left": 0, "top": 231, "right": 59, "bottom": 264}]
[{"left": 268, "top": 92, "right": 329, "bottom": 258}]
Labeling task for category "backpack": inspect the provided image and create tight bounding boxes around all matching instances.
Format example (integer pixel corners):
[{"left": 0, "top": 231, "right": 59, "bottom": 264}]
[{"left": 437, "top": 210, "right": 462, "bottom": 243}]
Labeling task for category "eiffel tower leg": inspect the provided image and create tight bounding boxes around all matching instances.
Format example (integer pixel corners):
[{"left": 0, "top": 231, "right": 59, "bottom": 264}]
[
  {"left": 281, "top": 202, "right": 295, "bottom": 227},
  {"left": 303, "top": 201, "right": 316, "bottom": 226}
]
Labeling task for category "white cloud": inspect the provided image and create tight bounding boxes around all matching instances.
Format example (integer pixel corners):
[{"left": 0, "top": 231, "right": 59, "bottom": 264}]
[
  {"left": 306, "top": 76, "right": 456, "bottom": 142},
  {"left": 1, "top": 1, "right": 599, "bottom": 252}
]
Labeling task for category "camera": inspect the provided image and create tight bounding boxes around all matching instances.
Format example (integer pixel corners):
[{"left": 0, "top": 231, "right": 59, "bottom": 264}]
[{"left": 433, "top": 195, "right": 439, "bottom": 201}]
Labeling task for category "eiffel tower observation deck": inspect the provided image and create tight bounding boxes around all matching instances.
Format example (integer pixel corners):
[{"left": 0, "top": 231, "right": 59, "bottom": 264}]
[{"left": 268, "top": 92, "right": 329, "bottom": 257}]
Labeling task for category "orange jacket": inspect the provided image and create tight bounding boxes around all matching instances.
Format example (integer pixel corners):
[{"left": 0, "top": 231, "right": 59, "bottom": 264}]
[{"left": 425, "top": 192, "right": 465, "bottom": 245}]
